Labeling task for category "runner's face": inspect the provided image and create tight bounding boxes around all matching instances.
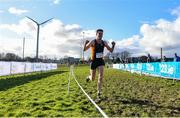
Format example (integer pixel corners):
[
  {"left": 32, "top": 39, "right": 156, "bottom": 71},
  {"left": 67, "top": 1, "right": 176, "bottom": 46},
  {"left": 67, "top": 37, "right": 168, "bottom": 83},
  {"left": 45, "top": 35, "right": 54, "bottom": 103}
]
[{"left": 96, "top": 31, "right": 103, "bottom": 40}]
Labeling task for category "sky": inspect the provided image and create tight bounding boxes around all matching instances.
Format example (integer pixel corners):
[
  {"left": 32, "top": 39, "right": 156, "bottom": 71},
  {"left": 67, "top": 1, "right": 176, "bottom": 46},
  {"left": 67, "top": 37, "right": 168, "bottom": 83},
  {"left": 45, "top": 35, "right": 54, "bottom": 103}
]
[{"left": 0, "top": 0, "right": 180, "bottom": 59}]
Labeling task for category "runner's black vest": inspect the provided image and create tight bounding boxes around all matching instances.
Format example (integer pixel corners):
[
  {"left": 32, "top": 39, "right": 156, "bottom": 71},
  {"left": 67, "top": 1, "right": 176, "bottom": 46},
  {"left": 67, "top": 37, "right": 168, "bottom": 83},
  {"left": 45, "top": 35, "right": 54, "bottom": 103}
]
[{"left": 91, "top": 39, "right": 104, "bottom": 60}]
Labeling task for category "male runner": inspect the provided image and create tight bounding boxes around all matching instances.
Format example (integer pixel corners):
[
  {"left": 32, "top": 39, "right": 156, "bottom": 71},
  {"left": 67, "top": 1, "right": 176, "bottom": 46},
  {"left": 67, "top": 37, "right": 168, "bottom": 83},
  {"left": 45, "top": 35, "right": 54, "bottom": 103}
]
[{"left": 83, "top": 29, "right": 115, "bottom": 98}]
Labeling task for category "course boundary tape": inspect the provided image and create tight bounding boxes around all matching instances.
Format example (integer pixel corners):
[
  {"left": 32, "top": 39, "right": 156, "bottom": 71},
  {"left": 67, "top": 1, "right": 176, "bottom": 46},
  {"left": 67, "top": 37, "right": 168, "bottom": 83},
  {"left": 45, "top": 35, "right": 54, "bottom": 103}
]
[{"left": 70, "top": 66, "right": 108, "bottom": 118}]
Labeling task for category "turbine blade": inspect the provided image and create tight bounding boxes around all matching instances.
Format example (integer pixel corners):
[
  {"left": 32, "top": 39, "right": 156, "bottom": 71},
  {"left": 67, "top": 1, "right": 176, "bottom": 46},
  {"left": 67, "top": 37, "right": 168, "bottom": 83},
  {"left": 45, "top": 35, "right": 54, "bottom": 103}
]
[
  {"left": 26, "top": 16, "right": 38, "bottom": 25},
  {"left": 40, "top": 18, "right": 53, "bottom": 25}
]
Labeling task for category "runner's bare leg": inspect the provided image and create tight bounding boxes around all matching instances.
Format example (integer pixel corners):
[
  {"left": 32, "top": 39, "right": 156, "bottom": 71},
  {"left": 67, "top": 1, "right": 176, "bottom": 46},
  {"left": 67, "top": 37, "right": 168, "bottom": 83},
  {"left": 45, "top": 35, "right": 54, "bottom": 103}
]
[
  {"left": 89, "top": 69, "right": 96, "bottom": 81},
  {"left": 97, "top": 65, "right": 103, "bottom": 95}
]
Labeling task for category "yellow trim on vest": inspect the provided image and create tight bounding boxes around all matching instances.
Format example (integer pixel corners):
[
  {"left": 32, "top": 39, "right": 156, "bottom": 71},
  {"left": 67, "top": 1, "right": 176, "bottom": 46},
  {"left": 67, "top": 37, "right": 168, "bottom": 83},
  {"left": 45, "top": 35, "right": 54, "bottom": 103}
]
[{"left": 91, "top": 46, "right": 95, "bottom": 61}]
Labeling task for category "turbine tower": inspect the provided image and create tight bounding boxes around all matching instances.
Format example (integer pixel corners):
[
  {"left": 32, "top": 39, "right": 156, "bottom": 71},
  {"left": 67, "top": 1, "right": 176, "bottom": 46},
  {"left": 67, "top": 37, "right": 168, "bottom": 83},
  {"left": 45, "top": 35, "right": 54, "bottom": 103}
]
[{"left": 26, "top": 16, "right": 53, "bottom": 62}]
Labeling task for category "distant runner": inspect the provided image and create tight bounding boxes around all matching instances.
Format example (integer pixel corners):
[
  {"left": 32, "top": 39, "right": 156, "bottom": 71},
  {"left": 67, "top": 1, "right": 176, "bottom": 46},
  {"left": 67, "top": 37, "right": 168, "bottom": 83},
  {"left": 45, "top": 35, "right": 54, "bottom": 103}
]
[{"left": 83, "top": 29, "right": 115, "bottom": 100}]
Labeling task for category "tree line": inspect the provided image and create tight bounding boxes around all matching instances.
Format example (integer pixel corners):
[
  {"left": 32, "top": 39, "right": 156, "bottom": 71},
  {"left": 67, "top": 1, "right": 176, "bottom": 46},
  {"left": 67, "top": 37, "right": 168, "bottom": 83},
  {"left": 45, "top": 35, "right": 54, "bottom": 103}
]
[
  {"left": 0, "top": 53, "right": 57, "bottom": 63},
  {"left": 0, "top": 51, "right": 174, "bottom": 64}
]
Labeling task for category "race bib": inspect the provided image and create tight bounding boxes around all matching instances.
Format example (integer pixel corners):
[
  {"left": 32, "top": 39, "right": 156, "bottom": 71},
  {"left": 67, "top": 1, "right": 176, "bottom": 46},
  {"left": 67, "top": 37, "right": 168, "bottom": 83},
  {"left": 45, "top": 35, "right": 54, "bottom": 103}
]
[{"left": 96, "top": 52, "right": 103, "bottom": 58}]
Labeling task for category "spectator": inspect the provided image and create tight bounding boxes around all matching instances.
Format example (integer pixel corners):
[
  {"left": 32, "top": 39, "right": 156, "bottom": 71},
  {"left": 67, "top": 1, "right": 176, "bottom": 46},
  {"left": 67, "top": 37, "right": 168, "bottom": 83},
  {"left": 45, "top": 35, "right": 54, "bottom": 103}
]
[
  {"left": 147, "top": 53, "right": 152, "bottom": 63},
  {"left": 174, "top": 53, "right": 180, "bottom": 62},
  {"left": 162, "top": 56, "right": 166, "bottom": 62}
]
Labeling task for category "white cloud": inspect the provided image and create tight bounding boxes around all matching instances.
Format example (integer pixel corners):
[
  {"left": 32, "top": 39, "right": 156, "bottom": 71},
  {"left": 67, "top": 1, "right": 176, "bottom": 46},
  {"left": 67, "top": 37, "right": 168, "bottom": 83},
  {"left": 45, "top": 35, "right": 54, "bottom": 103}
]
[
  {"left": 110, "top": 35, "right": 144, "bottom": 57},
  {"left": 53, "top": 0, "right": 61, "bottom": 4},
  {"left": 0, "top": 18, "right": 37, "bottom": 57},
  {"left": 0, "top": 10, "right": 4, "bottom": 13},
  {"left": 39, "top": 19, "right": 95, "bottom": 58},
  {"left": 2, "top": 15, "right": 180, "bottom": 59},
  {"left": 8, "top": 7, "right": 28, "bottom": 15},
  {"left": 0, "top": 18, "right": 95, "bottom": 59},
  {"left": 0, "top": 18, "right": 36, "bottom": 38},
  {"left": 111, "top": 15, "right": 180, "bottom": 57},
  {"left": 2, "top": 6, "right": 180, "bottom": 59},
  {"left": 171, "top": 6, "right": 180, "bottom": 17},
  {"left": 139, "top": 17, "right": 180, "bottom": 57}
]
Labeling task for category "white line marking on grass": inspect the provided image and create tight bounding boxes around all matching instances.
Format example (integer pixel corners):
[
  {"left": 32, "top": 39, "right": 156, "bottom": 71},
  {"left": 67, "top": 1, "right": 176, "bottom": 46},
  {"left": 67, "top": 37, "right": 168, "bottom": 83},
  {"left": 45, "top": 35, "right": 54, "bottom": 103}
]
[
  {"left": 70, "top": 66, "right": 108, "bottom": 118},
  {"left": 68, "top": 69, "right": 71, "bottom": 95}
]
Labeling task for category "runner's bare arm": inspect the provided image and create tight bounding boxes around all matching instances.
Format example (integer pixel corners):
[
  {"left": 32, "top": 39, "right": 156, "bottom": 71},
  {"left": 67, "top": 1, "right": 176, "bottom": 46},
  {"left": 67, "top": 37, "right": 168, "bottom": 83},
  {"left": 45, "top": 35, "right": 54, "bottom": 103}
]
[
  {"left": 104, "top": 41, "right": 115, "bottom": 52},
  {"left": 83, "top": 40, "right": 94, "bottom": 51}
]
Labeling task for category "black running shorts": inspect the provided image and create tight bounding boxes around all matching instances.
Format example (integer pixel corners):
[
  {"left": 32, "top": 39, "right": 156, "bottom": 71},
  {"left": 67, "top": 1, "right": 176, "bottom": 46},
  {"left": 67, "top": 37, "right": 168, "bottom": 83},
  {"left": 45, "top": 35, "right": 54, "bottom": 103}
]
[{"left": 90, "top": 59, "right": 105, "bottom": 70}]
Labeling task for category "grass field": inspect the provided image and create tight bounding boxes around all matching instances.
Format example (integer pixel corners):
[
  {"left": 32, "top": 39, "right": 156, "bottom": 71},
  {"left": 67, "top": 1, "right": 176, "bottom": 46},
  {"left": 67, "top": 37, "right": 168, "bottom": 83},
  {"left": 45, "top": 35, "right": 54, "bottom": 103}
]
[{"left": 0, "top": 65, "right": 179, "bottom": 117}]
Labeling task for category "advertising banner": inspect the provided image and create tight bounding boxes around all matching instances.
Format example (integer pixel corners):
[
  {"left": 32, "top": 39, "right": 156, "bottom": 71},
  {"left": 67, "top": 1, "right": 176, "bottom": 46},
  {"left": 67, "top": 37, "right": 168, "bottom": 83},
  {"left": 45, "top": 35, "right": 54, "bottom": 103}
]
[
  {"left": 0, "top": 62, "right": 57, "bottom": 76},
  {"left": 113, "top": 62, "right": 180, "bottom": 80},
  {"left": 25, "top": 62, "right": 34, "bottom": 73},
  {"left": 11, "top": 62, "right": 25, "bottom": 74},
  {"left": 0, "top": 61, "right": 11, "bottom": 76}
]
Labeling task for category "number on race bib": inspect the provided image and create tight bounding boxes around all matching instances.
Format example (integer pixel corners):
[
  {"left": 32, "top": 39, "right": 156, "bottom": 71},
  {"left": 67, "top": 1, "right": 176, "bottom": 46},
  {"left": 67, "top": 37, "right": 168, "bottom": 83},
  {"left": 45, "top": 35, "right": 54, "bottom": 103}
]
[{"left": 96, "top": 53, "right": 103, "bottom": 58}]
